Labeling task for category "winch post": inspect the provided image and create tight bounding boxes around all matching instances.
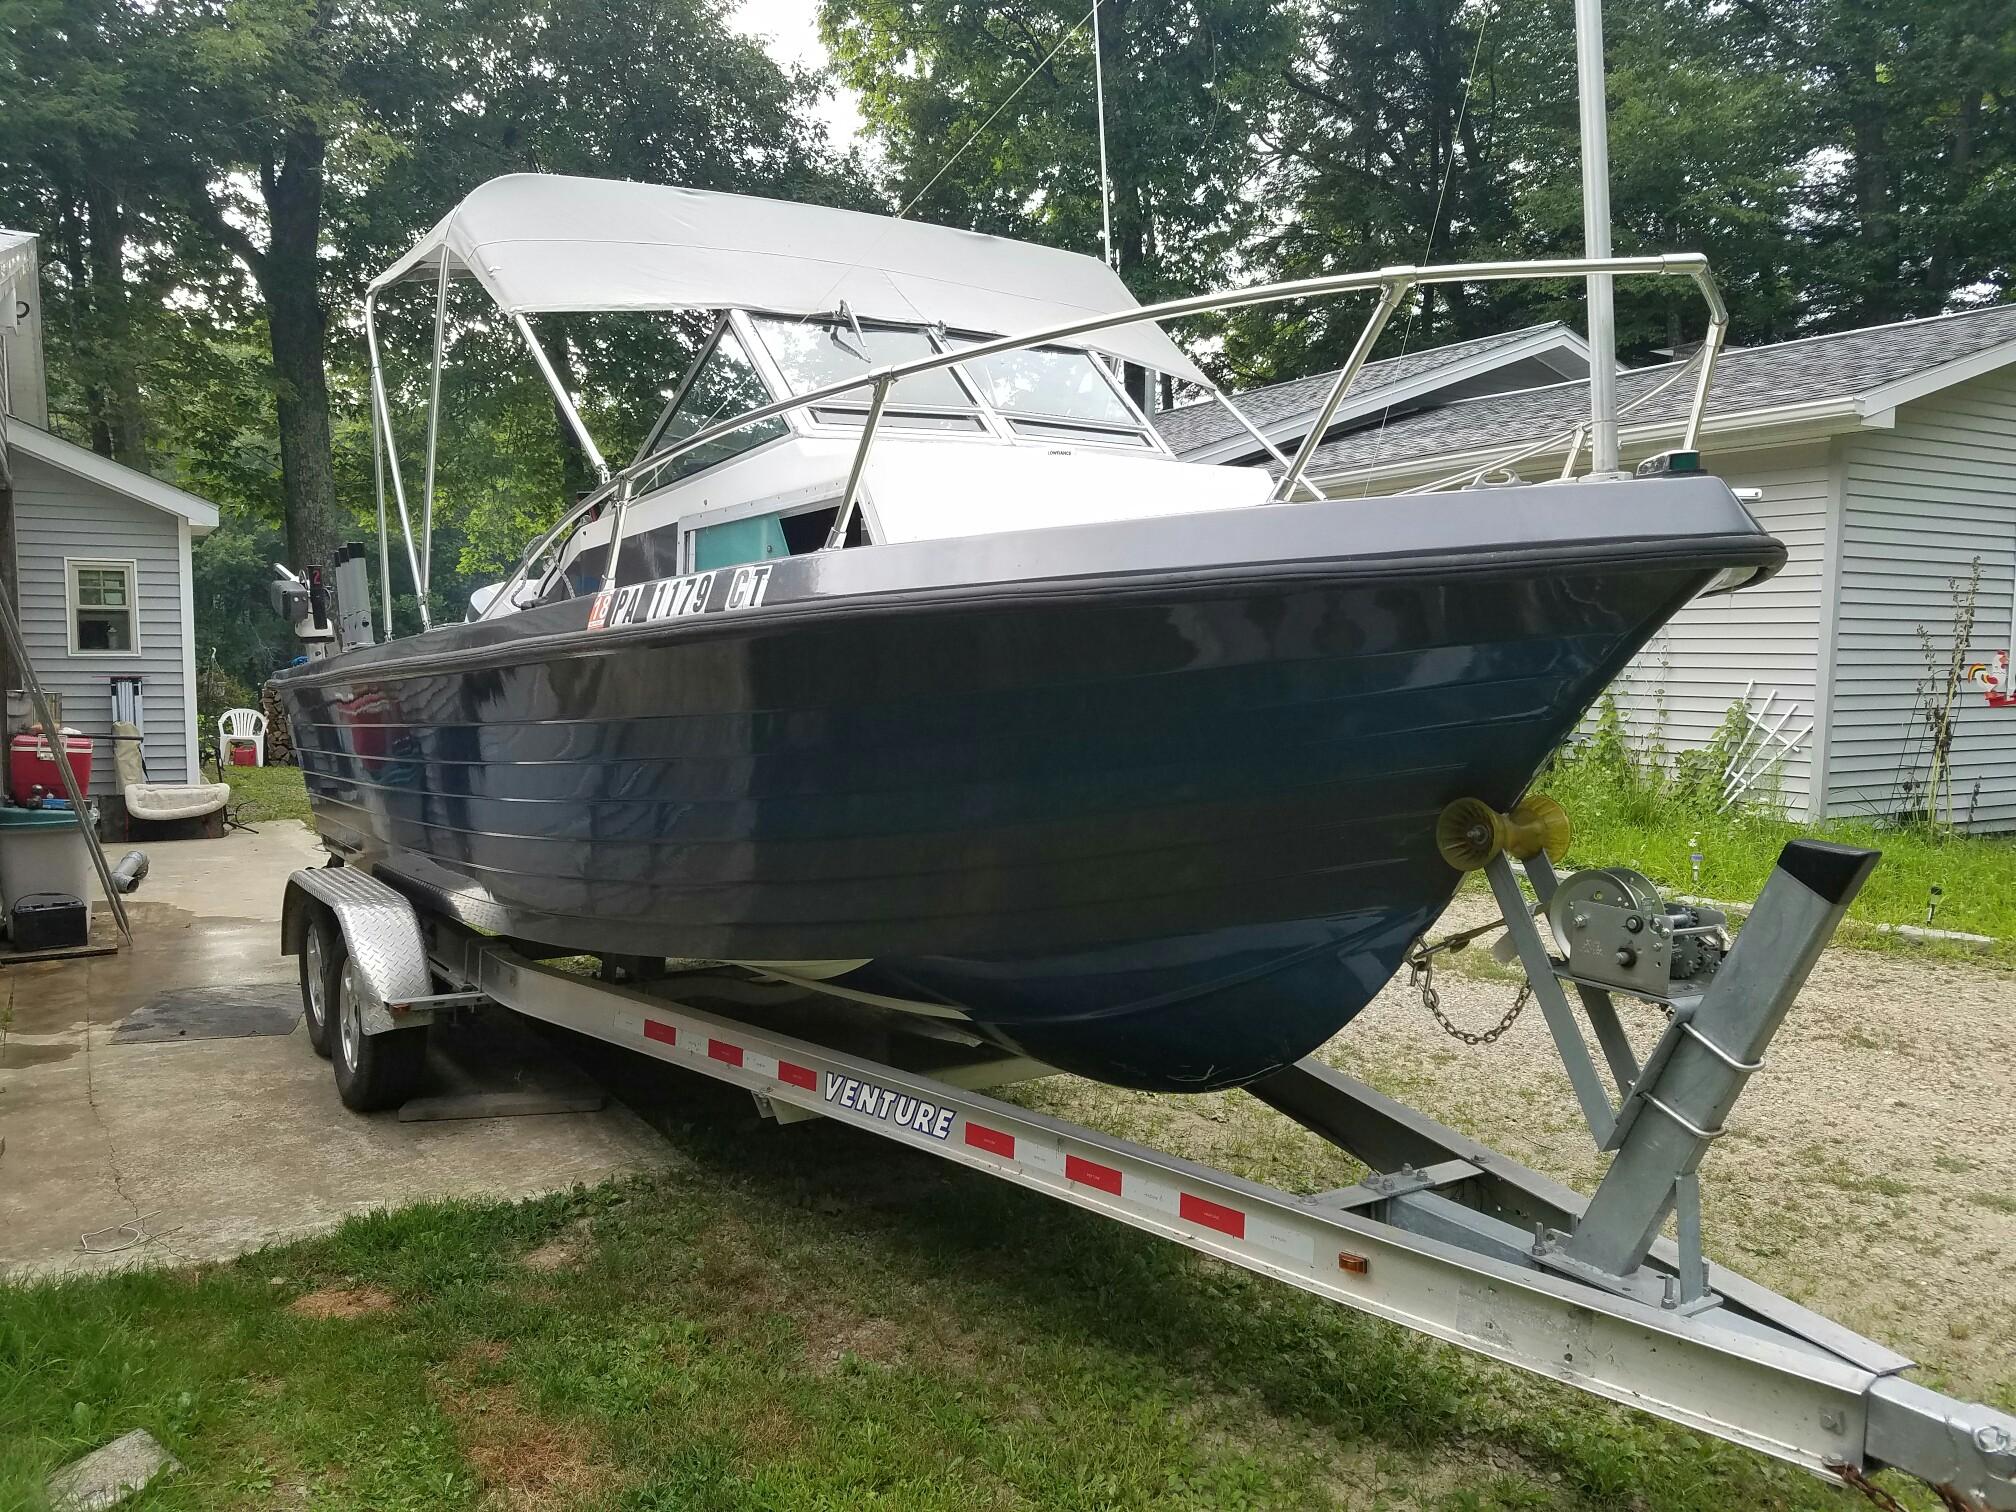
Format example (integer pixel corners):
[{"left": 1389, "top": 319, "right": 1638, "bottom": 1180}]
[
  {"left": 1520, "top": 851, "right": 1641, "bottom": 1093},
  {"left": 1565, "top": 841, "right": 1877, "bottom": 1278},
  {"left": 1482, "top": 852, "right": 1617, "bottom": 1143}
]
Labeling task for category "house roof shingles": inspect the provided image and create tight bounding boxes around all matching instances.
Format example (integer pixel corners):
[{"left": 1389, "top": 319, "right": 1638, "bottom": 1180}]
[
  {"left": 1302, "top": 302, "right": 2016, "bottom": 479},
  {"left": 1150, "top": 322, "right": 1573, "bottom": 456}
]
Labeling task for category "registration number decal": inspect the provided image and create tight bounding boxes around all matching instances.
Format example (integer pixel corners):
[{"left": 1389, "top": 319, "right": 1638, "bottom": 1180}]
[{"left": 588, "top": 563, "right": 772, "bottom": 631}]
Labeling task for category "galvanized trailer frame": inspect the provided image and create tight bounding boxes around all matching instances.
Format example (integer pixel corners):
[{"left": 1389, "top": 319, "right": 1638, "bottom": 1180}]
[{"left": 281, "top": 842, "right": 2016, "bottom": 1510}]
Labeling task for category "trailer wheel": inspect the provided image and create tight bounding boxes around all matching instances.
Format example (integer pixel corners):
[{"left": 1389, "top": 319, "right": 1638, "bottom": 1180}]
[
  {"left": 298, "top": 908, "right": 340, "bottom": 1059},
  {"left": 330, "top": 945, "right": 428, "bottom": 1112}
]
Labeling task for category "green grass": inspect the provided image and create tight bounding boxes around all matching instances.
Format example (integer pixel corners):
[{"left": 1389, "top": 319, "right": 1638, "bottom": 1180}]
[
  {"left": 2, "top": 1097, "right": 1900, "bottom": 1511},
  {"left": 1535, "top": 710, "right": 2016, "bottom": 955},
  {"left": 1559, "top": 799, "right": 2015, "bottom": 946},
  {"left": 215, "top": 762, "right": 312, "bottom": 825}
]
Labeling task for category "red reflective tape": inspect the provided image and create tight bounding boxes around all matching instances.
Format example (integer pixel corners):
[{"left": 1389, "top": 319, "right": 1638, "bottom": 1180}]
[
  {"left": 1180, "top": 1193, "right": 1246, "bottom": 1239},
  {"left": 643, "top": 1019, "right": 677, "bottom": 1046},
  {"left": 778, "top": 1060, "right": 815, "bottom": 1090},
  {"left": 964, "top": 1123, "right": 1014, "bottom": 1157},
  {"left": 708, "top": 1039, "right": 744, "bottom": 1067},
  {"left": 1065, "top": 1155, "right": 1123, "bottom": 1195}
]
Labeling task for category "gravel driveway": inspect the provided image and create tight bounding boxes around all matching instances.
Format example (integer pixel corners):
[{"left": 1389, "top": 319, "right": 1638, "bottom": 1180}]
[{"left": 1329, "top": 889, "right": 2016, "bottom": 1405}]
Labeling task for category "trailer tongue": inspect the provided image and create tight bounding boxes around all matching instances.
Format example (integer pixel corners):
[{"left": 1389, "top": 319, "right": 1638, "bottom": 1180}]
[{"left": 281, "top": 814, "right": 2016, "bottom": 1510}]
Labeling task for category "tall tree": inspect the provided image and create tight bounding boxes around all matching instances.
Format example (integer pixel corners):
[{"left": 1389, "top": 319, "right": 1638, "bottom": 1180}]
[
  {"left": 1232, "top": 0, "right": 1529, "bottom": 381},
  {"left": 351, "top": 0, "right": 864, "bottom": 610},
  {"left": 1733, "top": 0, "right": 2016, "bottom": 327},
  {"left": 141, "top": 0, "right": 427, "bottom": 573},
  {"left": 0, "top": 0, "right": 196, "bottom": 469},
  {"left": 1503, "top": 0, "right": 1811, "bottom": 354},
  {"left": 823, "top": 0, "right": 1291, "bottom": 396}
]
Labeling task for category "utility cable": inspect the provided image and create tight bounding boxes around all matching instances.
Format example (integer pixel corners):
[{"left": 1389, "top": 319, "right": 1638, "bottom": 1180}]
[
  {"left": 1359, "top": 6, "right": 1494, "bottom": 493},
  {"left": 898, "top": 1, "right": 1109, "bottom": 222}
]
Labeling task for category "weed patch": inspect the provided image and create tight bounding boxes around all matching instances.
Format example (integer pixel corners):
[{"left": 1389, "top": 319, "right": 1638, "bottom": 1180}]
[{"left": 1538, "top": 695, "right": 2016, "bottom": 955}]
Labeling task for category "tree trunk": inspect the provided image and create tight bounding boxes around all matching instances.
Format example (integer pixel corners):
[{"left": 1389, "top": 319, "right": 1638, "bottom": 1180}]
[
  {"left": 82, "top": 179, "right": 148, "bottom": 470},
  {"left": 259, "top": 127, "right": 341, "bottom": 575}
]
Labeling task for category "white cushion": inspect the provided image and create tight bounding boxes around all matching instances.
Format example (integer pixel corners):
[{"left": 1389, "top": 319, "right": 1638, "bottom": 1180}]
[{"left": 124, "top": 782, "right": 232, "bottom": 822}]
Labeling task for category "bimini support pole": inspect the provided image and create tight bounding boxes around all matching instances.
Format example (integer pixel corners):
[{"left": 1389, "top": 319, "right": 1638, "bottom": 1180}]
[
  {"left": 361, "top": 286, "right": 430, "bottom": 631},
  {"left": 371, "top": 369, "right": 392, "bottom": 635},
  {"left": 418, "top": 252, "right": 450, "bottom": 599},
  {"left": 512, "top": 313, "right": 610, "bottom": 486}
]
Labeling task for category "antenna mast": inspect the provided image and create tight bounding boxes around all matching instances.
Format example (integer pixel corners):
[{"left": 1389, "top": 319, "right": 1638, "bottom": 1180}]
[
  {"left": 1573, "top": 0, "right": 1621, "bottom": 476},
  {"left": 1091, "top": 0, "right": 1114, "bottom": 267}
]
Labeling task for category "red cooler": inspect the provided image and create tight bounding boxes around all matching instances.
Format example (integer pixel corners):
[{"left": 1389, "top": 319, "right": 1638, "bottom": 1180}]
[{"left": 8, "top": 728, "right": 93, "bottom": 803}]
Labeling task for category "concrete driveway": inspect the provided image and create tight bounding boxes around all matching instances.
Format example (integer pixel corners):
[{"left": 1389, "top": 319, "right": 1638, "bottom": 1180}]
[{"left": 0, "top": 822, "right": 666, "bottom": 1278}]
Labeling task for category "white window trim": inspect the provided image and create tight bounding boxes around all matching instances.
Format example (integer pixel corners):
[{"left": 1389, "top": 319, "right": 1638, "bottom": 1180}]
[{"left": 64, "top": 556, "right": 142, "bottom": 657}]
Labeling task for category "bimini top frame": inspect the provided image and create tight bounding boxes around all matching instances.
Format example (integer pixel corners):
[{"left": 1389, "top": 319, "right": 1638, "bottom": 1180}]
[{"left": 364, "top": 249, "right": 1728, "bottom": 632}]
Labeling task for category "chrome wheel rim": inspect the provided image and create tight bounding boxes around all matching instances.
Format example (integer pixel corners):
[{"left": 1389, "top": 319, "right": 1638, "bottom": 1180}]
[
  {"left": 304, "top": 929, "right": 327, "bottom": 1027},
  {"left": 338, "top": 961, "right": 362, "bottom": 1068}
]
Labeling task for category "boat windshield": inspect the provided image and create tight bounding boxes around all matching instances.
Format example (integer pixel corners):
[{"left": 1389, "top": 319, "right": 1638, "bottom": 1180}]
[
  {"left": 644, "top": 327, "right": 788, "bottom": 477},
  {"left": 747, "top": 315, "right": 985, "bottom": 432},
  {"left": 954, "top": 342, "right": 1151, "bottom": 445}
]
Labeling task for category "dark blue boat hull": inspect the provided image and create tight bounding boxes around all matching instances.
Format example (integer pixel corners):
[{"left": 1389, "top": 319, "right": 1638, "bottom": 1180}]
[{"left": 275, "top": 481, "right": 1781, "bottom": 1090}]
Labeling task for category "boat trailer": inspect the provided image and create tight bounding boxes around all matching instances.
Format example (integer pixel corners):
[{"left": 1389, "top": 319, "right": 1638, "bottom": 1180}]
[{"left": 279, "top": 812, "right": 2016, "bottom": 1509}]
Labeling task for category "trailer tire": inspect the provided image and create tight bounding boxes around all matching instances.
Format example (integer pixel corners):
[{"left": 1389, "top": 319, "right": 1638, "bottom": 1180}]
[
  {"left": 330, "top": 943, "right": 428, "bottom": 1112},
  {"left": 298, "top": 908, "right": 341, "bottom": 1059}
]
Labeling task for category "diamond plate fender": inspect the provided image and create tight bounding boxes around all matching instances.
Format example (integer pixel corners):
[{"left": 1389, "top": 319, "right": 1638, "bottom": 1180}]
[{"left": 281, "top": 866, "right": 435, "bottom": 1036}]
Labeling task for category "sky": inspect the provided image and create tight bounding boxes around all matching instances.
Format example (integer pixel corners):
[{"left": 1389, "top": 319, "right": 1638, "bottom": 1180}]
[{"left": 731, "top": 0, "right": 868, "bottom": 148}]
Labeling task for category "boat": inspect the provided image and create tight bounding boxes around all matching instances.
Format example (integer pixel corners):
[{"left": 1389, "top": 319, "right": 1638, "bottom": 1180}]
[{"left": 271, "top": 174, "right": 1782, "bottom": 1091}]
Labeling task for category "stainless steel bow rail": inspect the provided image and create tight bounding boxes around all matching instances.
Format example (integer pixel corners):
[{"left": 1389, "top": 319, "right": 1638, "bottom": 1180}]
[
  {"left": 364, "top": 253, "right": 1729, "bottom": 631},
  {"left": 278, "top": 834, "right": 2016, "bottom": 1509}
]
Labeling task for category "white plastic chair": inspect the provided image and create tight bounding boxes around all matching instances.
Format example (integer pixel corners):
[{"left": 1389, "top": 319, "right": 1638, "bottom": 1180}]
[{"left": 218, "top": 707, "right": 267, "bottom": 767}]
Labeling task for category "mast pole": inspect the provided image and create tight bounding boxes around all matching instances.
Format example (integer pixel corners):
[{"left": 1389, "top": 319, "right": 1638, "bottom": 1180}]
[{"left": 1573, "top": 0, "right": 1621, "bottom": 477}]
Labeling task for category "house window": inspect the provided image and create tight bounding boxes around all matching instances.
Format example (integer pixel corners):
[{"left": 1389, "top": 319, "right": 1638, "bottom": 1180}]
[{"left": 68, "top": 560, "right": 139, "bottom": 654}]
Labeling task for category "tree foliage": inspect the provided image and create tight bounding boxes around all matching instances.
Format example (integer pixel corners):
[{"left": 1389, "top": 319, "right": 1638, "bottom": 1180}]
[
  {"left": 2, "top": 0, "right": 862, "bottom": 679},
  {"left": 5, "top": 0, "right": 2014, "bottom": 689}
]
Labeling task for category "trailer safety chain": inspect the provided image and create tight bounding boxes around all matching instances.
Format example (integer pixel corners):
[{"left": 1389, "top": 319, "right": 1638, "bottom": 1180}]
[
  {"left": 1830, "top": 1462, "right": 1986, "bottom": 1512},
  {"left": 1829, "top": 1465, "right": 1912, "bottom": 1511},
  {"left": 1405, "top": 926, "right": 1533, "bottom": 1046}
]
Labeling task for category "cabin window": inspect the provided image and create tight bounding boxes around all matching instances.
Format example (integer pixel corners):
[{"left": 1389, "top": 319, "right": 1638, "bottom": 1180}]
[
  {"left": 748, "top": 316, "right": 985, "bottom": 432},
  {"left": 67, "top": 560, "right": 139, "bottom": 654},
  {"left": 955, "top": 344, "right": 1151, "bottom": 445},
  {"left": 645, "top": 329, "right": 787, "bottom": 480},
  {"left": 684, "top": 501, "right": 865, "bottom": 574}
]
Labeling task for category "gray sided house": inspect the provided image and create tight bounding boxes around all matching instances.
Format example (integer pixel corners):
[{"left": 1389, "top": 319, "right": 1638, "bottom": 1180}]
[
  {"left": 1158, "top": 307, "right": 2016, "bottom": 830},
  {"left": 3, "top": 229, "right": 220, "bottom": 798},
  {"left": 7, "top": 426, "right": 219, "bottom": 795}
]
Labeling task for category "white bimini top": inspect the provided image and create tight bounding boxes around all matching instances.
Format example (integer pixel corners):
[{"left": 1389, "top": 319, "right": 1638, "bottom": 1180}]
[{"left": 372, "top": 174, "right": 1208, "bottom": 385}]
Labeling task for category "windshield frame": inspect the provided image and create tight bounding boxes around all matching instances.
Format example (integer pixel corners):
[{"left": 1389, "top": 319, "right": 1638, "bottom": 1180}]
[
  {"left": 946, "top": 333, "right": 1160, "bottom": 447},
  {"left": 633, "top": 313, "right": 728, "bottom": 465},
  {"left": 638, "top": 310, "right": 1174, "bottom": 478},
  {"left": 737, "top": 310, "right": 996, "bottom": 438}
]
